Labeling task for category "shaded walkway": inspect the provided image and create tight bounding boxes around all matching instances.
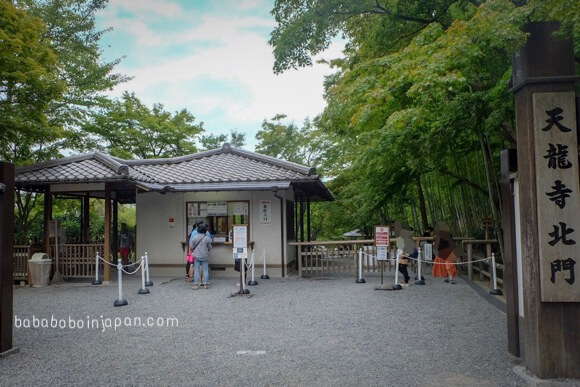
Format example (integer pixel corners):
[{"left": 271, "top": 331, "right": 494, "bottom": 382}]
[{"left": 1, "top": 273, "right": 524, "bottom": 386}]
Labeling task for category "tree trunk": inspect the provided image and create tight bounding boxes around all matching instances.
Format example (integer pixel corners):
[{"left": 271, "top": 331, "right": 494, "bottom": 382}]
[{"left": 415, "top": 175, "right": 429, "bottom": 230}]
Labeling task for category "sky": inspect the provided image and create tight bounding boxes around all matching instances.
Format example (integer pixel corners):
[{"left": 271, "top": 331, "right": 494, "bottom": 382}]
[{"left": 95, "top": 0, "right": 344, "bottom": 150}]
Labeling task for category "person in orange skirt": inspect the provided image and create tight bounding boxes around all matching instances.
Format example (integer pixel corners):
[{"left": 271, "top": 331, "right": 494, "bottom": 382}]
[{"left": 432, "top": 223, "right": 458, "bottom": 284}]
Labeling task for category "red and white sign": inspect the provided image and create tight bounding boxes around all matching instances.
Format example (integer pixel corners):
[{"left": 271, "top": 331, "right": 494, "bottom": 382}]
[{"left": 375, "top": 226, "right": 390, "bottom": 247}]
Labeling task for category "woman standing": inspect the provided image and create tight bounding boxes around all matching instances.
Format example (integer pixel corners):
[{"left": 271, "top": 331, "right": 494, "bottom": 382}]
[
  {"left": 190, "top": 225, "right": 212, "bottom": 290},
  {"left": 432, "top": 223, "right": 458, "bottom": 284}
]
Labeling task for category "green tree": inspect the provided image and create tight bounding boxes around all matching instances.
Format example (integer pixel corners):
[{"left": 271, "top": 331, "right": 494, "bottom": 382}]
[
  {"left": 200, "top": 129, "right": 246, "bottom": 150},
  {"left": 82, "top": 91, "right": 204, "bottom": 159}
]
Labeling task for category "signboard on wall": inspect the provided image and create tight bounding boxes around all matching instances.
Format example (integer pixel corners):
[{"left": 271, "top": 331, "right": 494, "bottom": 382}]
[
  {"left": 259, "top": 200, "right": 271, "bottom": 224},
  {"left": 233, "top": 202, "right": 248, "bottom": 216},
  {"left": 532, "top": 92, "right": 580, "bottom": 302},
  {"left": 187, "top": 202, "right": 207, "bottom": 217},
  {"left": 207, "top": 201, "right": 227, "bottom": 216}
]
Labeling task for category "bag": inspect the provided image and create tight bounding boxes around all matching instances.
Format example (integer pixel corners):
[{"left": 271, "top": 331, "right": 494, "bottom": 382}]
[
  {"left": 186, "top": 252, "right": 194, "bottom": 263},
  {"left": 234, "top": 258, "right": 246, "bottom": 272}
]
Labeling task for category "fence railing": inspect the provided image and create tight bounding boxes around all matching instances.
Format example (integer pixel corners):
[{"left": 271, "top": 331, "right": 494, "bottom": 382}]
[
  {"left": 13, "top": 245, "right": 31, "bottom": 280},
  {"left": 50, "top": 244, "right": 103, "bottom": 278},
  {"left": 462, "top": 239, "right": 503, "bottom": 286},
  {"left": 289, "top": 240, "right": 376, "bottom": 277}
]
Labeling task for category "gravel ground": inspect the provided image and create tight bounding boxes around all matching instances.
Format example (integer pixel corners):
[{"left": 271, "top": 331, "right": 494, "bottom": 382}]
[{"left": 1, "top": 270, "right": 526, "bottom": 386}]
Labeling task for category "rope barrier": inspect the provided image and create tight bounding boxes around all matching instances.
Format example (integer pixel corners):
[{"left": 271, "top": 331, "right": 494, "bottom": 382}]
[
  {"left": 120, "top": 260, "right": 144, "bottom": 275},
  {"left": 360, "top": 251, "right": 494, "bottom": 265},
  {"left": 97, "top": 255, "right": 144, "bottom": 269}
]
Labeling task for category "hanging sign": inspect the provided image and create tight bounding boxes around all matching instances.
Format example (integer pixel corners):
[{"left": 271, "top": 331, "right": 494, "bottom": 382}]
[
  {"left": 259, "top": 200, "right": 271, "bottom": 224},
  {"left": 375, "top": 226, "right": 390, "bottom": 247},
  {"left": 532, "top": 92, "right": 580, "bottom": 302},
  {"left": 423, "top": 243, "right": 433, "bottom": 262},
  {"left": 207, "top": 201, "right": 227, "bottom": 216}
]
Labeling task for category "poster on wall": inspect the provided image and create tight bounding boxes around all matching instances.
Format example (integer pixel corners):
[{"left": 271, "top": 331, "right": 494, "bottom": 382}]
[
  {"left": 187, "top": 202, "right": 207, "bottom": 217},
  {"left": 233, "top": 202, "right": 248, "bottom": 216},
  {"left": 207, "top": 201, "right": 227, "bottom": 216},
  {"left": 259, "top": 200, "right": 271, "bottom": 224}
]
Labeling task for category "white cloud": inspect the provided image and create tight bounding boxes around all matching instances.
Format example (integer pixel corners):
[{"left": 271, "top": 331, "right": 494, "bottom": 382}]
[
  {"left": 105, "top": 0, "right": 183, "bottom": 19},
  {"left": 99, "top": 2, "right": 345, "bottom": 146}
]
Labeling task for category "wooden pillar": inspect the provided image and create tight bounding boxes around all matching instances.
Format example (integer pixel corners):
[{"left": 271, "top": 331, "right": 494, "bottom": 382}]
[
  {"left": 43, "top": 187, "right": 52, "bottom": 255},
  {"left": 103, "top": 185, "right": 111, "bottom": 282},
  {"left": 511, "top": 22, "right": 580, "bottom": 379},
  {"left": 82, "top": 193, "right": 89, "bottom": 244},
  {"left": 307, "top": 195, "right": 311, "bottom": 242},
  {"left": 299, "top": 196, "right": 305, "bottom": 242},
  {"left": 112, "top": 196, "right": 118, "bottom": 263},
  {"left": 500, "top": 149, "right": 520, "bottom": 357},
  {"left": 0, "top": 163, "right": 15, "bottom": 355}
]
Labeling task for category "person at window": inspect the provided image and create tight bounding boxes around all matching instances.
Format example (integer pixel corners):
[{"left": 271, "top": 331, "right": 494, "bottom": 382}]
[{"left": 190, "top": 225, "right": 212, "bottom": 290}]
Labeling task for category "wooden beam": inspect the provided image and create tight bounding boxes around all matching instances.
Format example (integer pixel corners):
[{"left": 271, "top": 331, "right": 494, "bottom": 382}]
[
  {"left": 82, "top": 193, "right": 89, "bottom": 244},
  {"left": 103, "top": 185, "right": 111, "bottom": 282},
  {"left": 500, "top": 149, "right": 521, "bottom": 357},
  {"left": 112, "top": 196, "right": 118, "bottom": 264},
  {"left": 0, "top": 162, "right": 15, "bottom": 354},
  {"left": 43, "top": 188, "right": 52, "bottom": 255}
]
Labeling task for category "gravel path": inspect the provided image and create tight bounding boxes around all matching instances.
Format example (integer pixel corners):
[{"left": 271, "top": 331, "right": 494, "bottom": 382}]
[{"left": 1, "top": 271, "right": 525, "bottom": 386}]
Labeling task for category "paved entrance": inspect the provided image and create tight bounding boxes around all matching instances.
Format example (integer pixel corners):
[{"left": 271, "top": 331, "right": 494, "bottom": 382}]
[{"left": 1, "top": 273, "right": 524, "bottom": 386}]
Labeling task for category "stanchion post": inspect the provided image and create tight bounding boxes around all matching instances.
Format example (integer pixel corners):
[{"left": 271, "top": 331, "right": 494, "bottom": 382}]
[
  {"left": 92, "top": 252, "right": 102, "bottom": 285},
  {"left": 393, "top": 249, "right": 402, "bottom": 290},
  {"left": 114, "top": 259, "right": 128, "bottom": 307},
  {"left": 414, "top": 247, "right": 425, "bottom": 285},
  {"left": 490, "top": 253, "right": 502, "bottom": 295},
  {"left": 138, "top": 257, "right": 150, "bottom": 294},
  {"left": 248, "top": 249, "right": 258, "bottom": 286},
  {"left": 240, "top": 257, "right": 250, "bottom": 294},
  {"left": 356, "top": 248, "right": 366, "bottom": 283},
  {"left": 144, "top": 251, "right": 153, "bottom": 287},
  {"left": 260, "top": 247, "right": 269, "bottom": 279}
]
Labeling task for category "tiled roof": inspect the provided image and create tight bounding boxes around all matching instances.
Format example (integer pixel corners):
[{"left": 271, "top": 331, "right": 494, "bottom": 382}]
[{"left": 15, "top": 144, "right": 333, "bottom": 200}]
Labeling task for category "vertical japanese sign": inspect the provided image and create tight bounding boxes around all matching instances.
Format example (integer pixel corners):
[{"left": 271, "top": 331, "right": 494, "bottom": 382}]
[
  {"left": 375, "top": 226, "right": 390, "bottom": 247},
  {"left": 259, "top": 200, "right": 271, "bottom": 224},
  {"left": 533, "top": 92, "right": 580, "bottom": 302}
]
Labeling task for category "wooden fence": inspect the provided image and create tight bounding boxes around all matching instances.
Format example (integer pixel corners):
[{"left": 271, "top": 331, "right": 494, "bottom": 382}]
[
  {"left": 13, "top": 245, "right": 31, "bottom": 280},
  {"left": 13, "top": 244, "right": 103, "bottom": 281},
  {"left": 462, "top": 239, "right": 503, "bottom": 286},
  {"left": 50, "top": 244, "right": 103, "bottom": 278},
  {"left": 289, "top": 240, "right": 376, "bottom": 277}
]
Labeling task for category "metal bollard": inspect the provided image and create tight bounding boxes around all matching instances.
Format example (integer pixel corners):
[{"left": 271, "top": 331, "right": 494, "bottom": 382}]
[
  {"left": 92, "top": 252, "right": 102, "bottom": 285},
  {"left": 414, "top": 247, "right": 425, "bottom": 285},
  {"left": 356, "top": 248, "right": 366, "bottom": 283},
  {"left": 114, "top": 259, "right": 128, "bottom": 307},
  {"left": 490, "top": 253, "right": 502, "bottom": 295},
  {"left": 393, "top": 249, "right": 402, "bottom": 290},
  {"left": 144, "top": 251, "right": 153, "bottom": 287},
  {"left": 138, "top": 257, "right": 150, "bottom": 294},
  {"left": 248, "top": 250, "right": 258, "bottom": 286},
  {"left": 260, "top": 247, "right": 269, "bottom": 279}
]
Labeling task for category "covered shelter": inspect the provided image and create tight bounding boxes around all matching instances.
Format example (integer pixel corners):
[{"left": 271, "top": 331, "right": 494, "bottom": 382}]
[{"left": 14, "top": 144, "right": 333, "bottom": 281}]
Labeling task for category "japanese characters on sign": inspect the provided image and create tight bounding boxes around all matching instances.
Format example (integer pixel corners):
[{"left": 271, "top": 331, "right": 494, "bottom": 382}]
[
  {"left": 233, "top": 225, "right": 248, "bottom": 249},
  {"left": 259, "top": 200, "right": 271, "bottom": 224},
  {"left": 375, "top": 226, "right": 390, "bottom": 247},
  {"left": 532, "top": 92, "right": 580, "bottom": 302}
]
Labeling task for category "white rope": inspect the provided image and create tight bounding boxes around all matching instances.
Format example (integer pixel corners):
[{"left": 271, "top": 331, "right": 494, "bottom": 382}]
[
  {"left": 98, "top": 255, "right": 144, "bottom": 268},
  {"left": 360, "top": 251, "right": 494, "bottom": 265},
  {"left": 121, "top": 260, "right": 144, "bottom": 275}
]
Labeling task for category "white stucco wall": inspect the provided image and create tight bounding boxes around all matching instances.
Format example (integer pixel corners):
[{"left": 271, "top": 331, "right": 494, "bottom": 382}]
[{"left": 136, "top": 189, "right": 295, "bottom": 278}]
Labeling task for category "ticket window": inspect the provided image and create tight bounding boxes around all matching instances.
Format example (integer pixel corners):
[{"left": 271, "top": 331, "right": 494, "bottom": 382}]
[{"left": 186, "top": 201, "right": 249, "bottom": 244}]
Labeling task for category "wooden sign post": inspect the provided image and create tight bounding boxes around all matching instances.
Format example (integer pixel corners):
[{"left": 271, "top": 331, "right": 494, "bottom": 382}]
[
  {"left": 511, "top": 22, "right": 580, "bottom": 379},
  {"left": 0, "top": 162, "right": 16, "bottom": 356}
]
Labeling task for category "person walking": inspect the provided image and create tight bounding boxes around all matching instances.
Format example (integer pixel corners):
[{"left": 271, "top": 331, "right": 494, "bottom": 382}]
[{"left": 190, "top": 225, "right": 212, "bottom": 290}]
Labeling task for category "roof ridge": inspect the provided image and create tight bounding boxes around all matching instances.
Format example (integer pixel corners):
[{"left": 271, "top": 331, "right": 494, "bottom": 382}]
[
  {"left": 123, "top": 148, "right": 222, "bottom": 165},
  {"left": 16, "top": 152, "right": 99, "bottom": 173},
  {"left": 93, "top": 152, "right": 129, "bottom": 176},
  {"left": 228, "top": 147, "right": 315, "bottom": 176}
]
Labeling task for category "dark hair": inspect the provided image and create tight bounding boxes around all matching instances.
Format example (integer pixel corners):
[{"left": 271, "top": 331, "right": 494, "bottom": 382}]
[{"left": 198, "top": 225, "right": 207, "bottom": 234}]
